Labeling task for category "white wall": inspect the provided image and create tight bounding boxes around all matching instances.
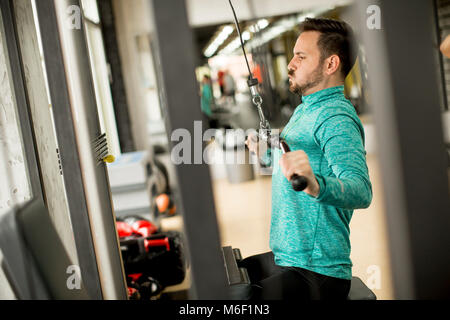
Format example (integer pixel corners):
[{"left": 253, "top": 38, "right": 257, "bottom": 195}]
[
  {"left": 112, "top": 0, "right": 159, "bottom": 152},
  {"left": 0, "top": 9, "right": 32, "bottom": 217},
  {"left": 0, "top": 9, "right": 31, "bottom": 300}
]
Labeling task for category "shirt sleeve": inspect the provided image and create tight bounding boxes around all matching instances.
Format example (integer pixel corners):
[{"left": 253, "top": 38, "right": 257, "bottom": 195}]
[{"left": 311, "top": 114, "right": 373, "bottom": 209}]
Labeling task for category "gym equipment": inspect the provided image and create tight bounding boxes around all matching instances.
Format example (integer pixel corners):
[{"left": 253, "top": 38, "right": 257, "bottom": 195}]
[
  {"left": 272, "top": 135, "right": 309, "bottom": 191},
  {"left": 0, "top": 199, "right": 90, "bottom": 299},
  {"left": 116, "top": 216, "right": 187, "bottom": 299},
  {"left": 155, "top": 193, "right": 176, "bottom": 216},
  {"left": 222, "top": 246, "right": 252, "bottom": 300},
  {"left": 347, "top": 277, "right": 377, "bottom": 300},
  {"left": 107, "top": 151, "right": 177, "bottom": 222},
  {"left": 107, "top": 151, "right": 154, "bottom": 218},
  {"left": 221, "top": 246, "right": 376, "bottom": 300},
  {"left": 228, "top": 0, "right": 307, "bottom": 191},
  {"left": 215, "top": 129, "right": 255, "bottom": 184}
]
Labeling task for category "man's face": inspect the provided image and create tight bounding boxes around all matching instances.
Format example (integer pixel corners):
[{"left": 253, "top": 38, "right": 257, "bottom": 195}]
[{"left": 287, "top": 31, "right": 325, "bottom": 96}]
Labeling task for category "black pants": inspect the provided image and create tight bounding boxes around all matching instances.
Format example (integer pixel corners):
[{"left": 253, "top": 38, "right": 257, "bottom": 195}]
[{"left": 239, "top": 252, "right": 351, "bottom": 300}]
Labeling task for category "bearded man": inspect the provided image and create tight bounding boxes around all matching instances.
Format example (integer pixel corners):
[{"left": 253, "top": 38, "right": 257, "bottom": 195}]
[{"left": 244, "top": 18, "right": 372, "bottom": 300}]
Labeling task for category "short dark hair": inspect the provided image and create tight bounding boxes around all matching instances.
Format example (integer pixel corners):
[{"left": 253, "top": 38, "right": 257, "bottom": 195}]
[{"left": 299, "top": 18, "right": 357, "bottom": 77}]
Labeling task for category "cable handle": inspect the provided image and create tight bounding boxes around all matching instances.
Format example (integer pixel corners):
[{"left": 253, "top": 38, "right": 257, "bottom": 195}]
[{"left": 278, "top": 139, "right": 308, "bottom": 192}]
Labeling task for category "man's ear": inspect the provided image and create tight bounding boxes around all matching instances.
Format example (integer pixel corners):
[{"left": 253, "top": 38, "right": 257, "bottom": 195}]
[{"left": 325, "top": 55, "right": 341, "bottom": 75}]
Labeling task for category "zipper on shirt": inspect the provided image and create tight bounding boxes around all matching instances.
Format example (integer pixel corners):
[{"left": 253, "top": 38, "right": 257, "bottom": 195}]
[{"left": 282, "top": 104, "right": 308, "bottom": 141}]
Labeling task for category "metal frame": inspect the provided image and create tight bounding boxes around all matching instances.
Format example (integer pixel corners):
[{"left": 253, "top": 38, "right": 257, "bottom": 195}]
[
  {"left": 96, "top": 0, "right": 135, "bottom": 153},
  {"left": 148, "top": 0, "right": 229, "bottom": 299},
  {"left": 433, "top": 0, "right": 449, "bottom": 112},
  {"left": 0, "top": 0, "right": 43, "bottom": 202},
  {"left": 34, "top": 0, "right": 127, "bottom": 299},
  {"left": 32, "top": 0, "right": 103, "bottom": 300},
  {"left": 355, "top": 0, "right": 450, "bottom": 299}
]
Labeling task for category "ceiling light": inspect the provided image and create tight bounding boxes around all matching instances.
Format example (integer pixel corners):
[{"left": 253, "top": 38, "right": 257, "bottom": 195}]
[
  {"left": 257, "top": 19, "right": 269, "bottom": 30},
  {"left": 222, "top": 25, "right": 234, "bottom": 35},
  {"left": 203, "top": 24, "right": 235, "bottom": 57},
  {"left": 219, "top": 37, "right": 241, "bottom": 55}
]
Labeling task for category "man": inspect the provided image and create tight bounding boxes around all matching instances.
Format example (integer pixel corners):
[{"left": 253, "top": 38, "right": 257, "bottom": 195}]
[
  {"left": 200, "top": 75, "right": 214, "bottom": 127},
  {"left": 217, "top": 70, "right": 225, "bottom": 96},
  {"left": 223, "top": 71, "right": 236, "bottom": 105},
  {"left": 244, "top": 18, "right": 372, "bottom": 300}
]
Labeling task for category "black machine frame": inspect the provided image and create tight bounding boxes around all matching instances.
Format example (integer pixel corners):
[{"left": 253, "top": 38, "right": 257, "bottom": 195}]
[
  {"left": 355, "top": 0, "right": 450, "bottom": 299},
  {"left": 148, "top": 0, "right": 230, "bottom": 299}
]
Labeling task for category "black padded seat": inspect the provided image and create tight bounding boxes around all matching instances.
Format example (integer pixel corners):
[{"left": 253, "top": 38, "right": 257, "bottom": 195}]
[
  {"left": 347, "top": 277, "right": 377, "bottom": 300},
  {"left": 223, "top": 247, "right": 377, "bottom": 300}
]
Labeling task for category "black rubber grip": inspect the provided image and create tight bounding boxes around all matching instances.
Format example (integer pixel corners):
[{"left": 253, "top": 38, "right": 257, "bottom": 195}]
[
  {"left": 290, "top": 174, "right": 308, "bottom": 191},
  {"left": 279, "top": 139, "right": 308, "bottom": 192}
]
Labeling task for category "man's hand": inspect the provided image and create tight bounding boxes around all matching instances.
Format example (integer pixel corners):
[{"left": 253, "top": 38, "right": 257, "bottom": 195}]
[{"left": 279, "top": 150, "right": 320, "bottom": 197}]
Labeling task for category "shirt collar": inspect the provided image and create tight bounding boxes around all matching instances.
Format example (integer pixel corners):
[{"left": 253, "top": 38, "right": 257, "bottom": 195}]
[{"left": 301, "top": 85, "right": 345, "bottom": 106}]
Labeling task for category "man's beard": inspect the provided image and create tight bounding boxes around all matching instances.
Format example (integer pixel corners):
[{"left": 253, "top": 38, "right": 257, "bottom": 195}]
[{"left": 289, "top": 61, "right": 325, "bottom": 96}]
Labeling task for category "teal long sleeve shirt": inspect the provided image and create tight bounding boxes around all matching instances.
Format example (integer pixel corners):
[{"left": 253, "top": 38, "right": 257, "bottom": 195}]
[
  {"left": 201, "top": 83, "right": 213, "bottom": 117},
  {"left": 268, "top": 85, "right": 372, "bottom": 280}
]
